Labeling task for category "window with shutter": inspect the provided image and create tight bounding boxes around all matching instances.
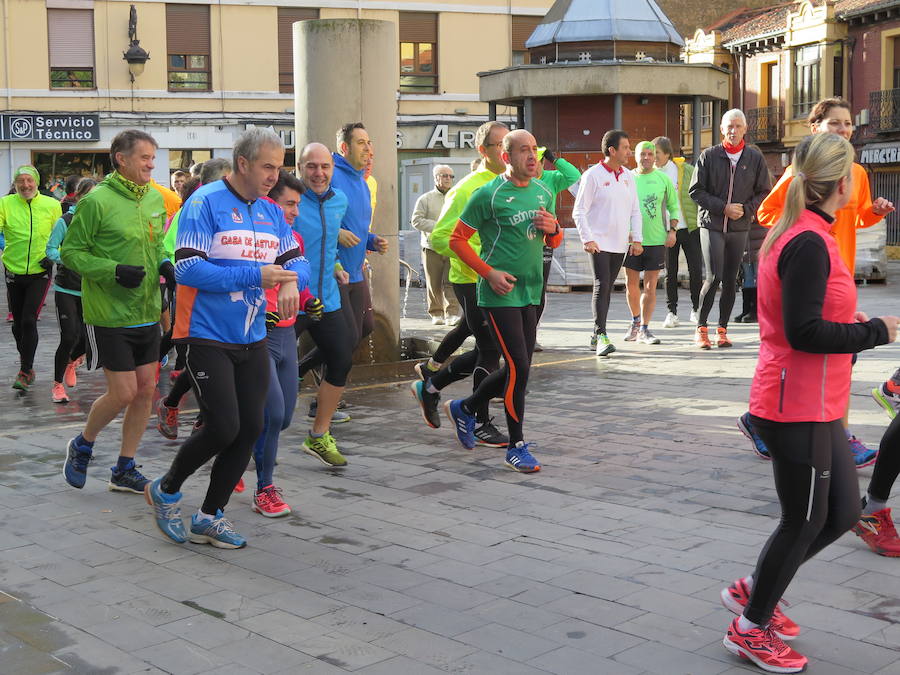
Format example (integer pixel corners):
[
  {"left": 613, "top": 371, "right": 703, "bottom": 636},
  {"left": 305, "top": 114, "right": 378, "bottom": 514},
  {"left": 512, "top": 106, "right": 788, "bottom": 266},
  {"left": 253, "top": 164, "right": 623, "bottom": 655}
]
[
  {"left": 48, "top": 8, "right": 95, "bottom": 88},
  {"left": 278, "top": 8, "right": 318, "bottom": 93},
  {"left": 167, "top": 4, "right": 211, "bottom": 91},
  {"left": 512, "top": 16, "right": 540, "bottom": 66},
  {"left": 399, "top": 12, "right": 437, "bottom": 94}
]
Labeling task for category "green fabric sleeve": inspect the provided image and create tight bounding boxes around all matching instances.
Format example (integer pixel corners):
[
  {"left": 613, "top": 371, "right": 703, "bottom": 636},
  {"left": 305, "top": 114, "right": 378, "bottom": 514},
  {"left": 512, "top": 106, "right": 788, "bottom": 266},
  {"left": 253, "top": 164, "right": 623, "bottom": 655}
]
[
  {"left": 60, "top": 195, "right": 117, "bottom": 283},
  {"left": 430, "top": 184, "right": 470, "bottom": 257}
]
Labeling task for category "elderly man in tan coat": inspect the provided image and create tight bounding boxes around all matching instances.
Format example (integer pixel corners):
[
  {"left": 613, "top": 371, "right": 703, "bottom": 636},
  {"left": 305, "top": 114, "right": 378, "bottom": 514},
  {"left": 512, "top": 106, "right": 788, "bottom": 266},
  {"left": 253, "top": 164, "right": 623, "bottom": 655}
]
[{"left": 412, "top": 164, "right": 460, "bottom": 325}]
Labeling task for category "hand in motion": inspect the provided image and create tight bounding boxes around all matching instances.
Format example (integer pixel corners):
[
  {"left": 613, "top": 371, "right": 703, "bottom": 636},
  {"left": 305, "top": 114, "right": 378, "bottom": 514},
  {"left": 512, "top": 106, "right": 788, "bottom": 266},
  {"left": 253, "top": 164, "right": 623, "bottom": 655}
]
[
  {"left": 630, "top": 242, "right": 644, "bottom": 256},
  {"left": 304, "top": 297, "right": 324, "bottom": 321},
  {"left": 873, "top": 198, "right": 895, "bottom": 217},
  {"left": 39, "top": 257, "right": 53, "bottom": 271},
  {"left": 335, "top": 269, "right": 350, "bottom": 285},
  {"left": 487, "top": 268, "right": 516, "bottom": 295},
  {"left": 373, "top": 235, "right": 388, "bottom": 254},
  {"left": 533, "top": 207, "right": 558, "bottom": 234},
  {"left": 583, "top": 241, "right": 600, "bottom": 254},
  {"left": 260, "top": 264, "right": 297, "bottom": 290},
  {"left": 337, "top": 229, "right": 361, "bottom": 248},
  {"left": 115, "top": 264, "right": 146, "bottom": 288},
  {"left": 724, "top": 203, "right": 744, "bottom": 220},
  {"left": 877, "top": 315, "right": 900, "bottom": 343},
  {"left": 159, "top": 260, "right": 176, "bottom": 294},
  {"left": 665, "top": 230, "right": 677, "bottom": 249},
  {"left": 277, "top": 281, "right": 300, "bottom": 319}
]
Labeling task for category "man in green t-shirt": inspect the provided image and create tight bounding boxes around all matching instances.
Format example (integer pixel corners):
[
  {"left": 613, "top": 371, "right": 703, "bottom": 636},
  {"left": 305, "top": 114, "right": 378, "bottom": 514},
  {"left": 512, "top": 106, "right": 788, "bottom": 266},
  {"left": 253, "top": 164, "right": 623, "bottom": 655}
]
[
  {"left": 444, "top": 129, "right": 562, "bottom": 473},
  {"left": 624, "top": 141, "right": 679, "bottom": 345}
]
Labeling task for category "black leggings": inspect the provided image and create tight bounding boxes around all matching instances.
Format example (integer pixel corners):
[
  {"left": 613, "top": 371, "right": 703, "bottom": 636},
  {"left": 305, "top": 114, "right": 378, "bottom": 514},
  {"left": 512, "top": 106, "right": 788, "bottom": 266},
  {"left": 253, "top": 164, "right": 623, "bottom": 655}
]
[
  {"left": 432, "top": 283, "right": 475, "bottom": 363},
  {"left": 164, "top": 365, "right": 193, "bottom": 408},
  {"left": 463, "top": 305, "right": 538, "bottom": 447},
  {"left": 744, "top": 417, "right": 860, "bottom": 625},
  {"left": 538, "top": 247, "right": 553, "bottom": 321},
  {"left": 430, "top": 283, "right": 500, "bottom": 424},
  {"left": 161, "top": 343, "right": 269, "bottom": 515},
  {"left": 590, "top": 251, "right": 625, "bottom": 335},
  {"left": 665, "top": 228, "right": 703, "bottom": 315},
  {"left": 299, "top": 280, "right": 372, "bottom": 376},
  {"left": 698, "top": 229, "right": 748, "bottom": 328},
  {"left": 6, "top": 272, "right": 51, "bottom": 371},
  {"left": 54, "top": 291, "right": 85, "bottom": 383},
  {"left": 868, "top": 413, "right": 900, "bottom": 503},
  {"left": 295, "top": 310, "right": 354, "bottom": 387}
]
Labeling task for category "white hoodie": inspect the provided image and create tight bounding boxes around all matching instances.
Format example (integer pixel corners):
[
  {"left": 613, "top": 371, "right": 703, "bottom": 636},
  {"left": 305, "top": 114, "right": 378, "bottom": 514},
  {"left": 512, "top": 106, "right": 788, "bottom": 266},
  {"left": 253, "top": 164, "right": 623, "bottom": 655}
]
[{"left": 572, "top": 161, "right": 642, "bottom": 253}]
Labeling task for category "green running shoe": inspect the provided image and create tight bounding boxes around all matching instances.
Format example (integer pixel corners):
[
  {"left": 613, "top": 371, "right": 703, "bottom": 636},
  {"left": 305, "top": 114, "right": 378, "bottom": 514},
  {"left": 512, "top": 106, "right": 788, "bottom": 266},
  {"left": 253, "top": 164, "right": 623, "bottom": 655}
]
[
  {"left": 595, "top": 333, "right": 615, "bottom": 357},
  {"left": 872, "top": 384, "right": 900, "bottom": 420},
  {"left": 302, "top": 432, "right": 348, "bottom": 467}
]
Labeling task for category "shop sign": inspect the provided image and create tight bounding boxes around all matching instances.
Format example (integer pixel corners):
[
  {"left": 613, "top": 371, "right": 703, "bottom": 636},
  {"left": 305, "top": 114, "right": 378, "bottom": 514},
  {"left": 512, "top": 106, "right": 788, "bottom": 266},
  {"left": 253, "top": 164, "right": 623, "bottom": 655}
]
[
  {"left": 396, "top": 124, "right": 477, "bottom": 150},
  {"left": 0, "top": 114, "right": 99, "bottom": 142},
  {"left": 860, "top": 143, "right": 900, "bottom": 165}
]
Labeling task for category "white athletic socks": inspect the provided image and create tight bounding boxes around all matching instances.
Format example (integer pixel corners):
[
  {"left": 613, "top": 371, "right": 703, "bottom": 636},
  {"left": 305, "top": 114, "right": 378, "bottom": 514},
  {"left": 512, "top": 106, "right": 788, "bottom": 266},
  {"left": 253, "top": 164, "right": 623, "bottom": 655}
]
[
  {"left": 196, "top": 509, "right": 215, "bottom": 522},
  {"left": 864, "top": 493, "right": 888, "bottom": 515},
  {"left": 737, "top": 615, "right": 759, "bottom": 632}
]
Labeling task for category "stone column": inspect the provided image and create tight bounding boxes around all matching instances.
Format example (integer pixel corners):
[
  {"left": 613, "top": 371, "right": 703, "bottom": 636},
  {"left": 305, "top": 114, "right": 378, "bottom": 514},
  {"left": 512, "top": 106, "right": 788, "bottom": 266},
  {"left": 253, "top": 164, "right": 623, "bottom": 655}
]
[
  {"left": 613, "top": 94, "right": 623, "bottom": 130},
  {"left": 294, "top": 19, "right": 400, "bottom": 363},
  {"left": 692, "top": 95, "right": 702, "bottom": 162}
]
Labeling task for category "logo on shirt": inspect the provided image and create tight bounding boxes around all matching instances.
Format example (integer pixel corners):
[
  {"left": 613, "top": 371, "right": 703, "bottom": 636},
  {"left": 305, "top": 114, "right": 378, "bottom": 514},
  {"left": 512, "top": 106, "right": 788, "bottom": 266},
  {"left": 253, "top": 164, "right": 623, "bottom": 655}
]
[
  {"left": 231, "top": 208, "right": 244, "bottom": 224},
  {"left": 603, "top": 182, "right": 611, "bottom": 187},
  {"left": 505, "top": 196, "right": 515, "bottom": 203}
]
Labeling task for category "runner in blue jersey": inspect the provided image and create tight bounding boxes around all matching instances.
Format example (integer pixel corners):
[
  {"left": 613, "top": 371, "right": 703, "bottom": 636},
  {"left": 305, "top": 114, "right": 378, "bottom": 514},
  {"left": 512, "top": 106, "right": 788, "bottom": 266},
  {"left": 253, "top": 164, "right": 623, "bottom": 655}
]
[{"left": 146, "top": 128, "right": 309, "bottom": 549}]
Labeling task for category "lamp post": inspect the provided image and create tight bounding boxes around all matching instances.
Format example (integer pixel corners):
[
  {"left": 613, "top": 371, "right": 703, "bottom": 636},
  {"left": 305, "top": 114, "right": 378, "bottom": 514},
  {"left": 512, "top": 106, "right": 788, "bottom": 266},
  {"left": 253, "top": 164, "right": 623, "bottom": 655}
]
[{"left": 122, "top": 4, "right": 149, "bottom": 82}]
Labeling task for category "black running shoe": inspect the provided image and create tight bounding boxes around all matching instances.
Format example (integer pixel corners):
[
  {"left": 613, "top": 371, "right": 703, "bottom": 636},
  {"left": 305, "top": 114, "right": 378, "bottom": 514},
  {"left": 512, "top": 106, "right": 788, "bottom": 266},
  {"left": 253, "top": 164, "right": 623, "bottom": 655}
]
[
  {"left": 411, "top": 380, "right": 441, "bottom": 428},
  {"left": 414, "top": 361, "right": 439, "bottom": 382},
  {"left": 109, "top": 463, "right": 150, "bottom": 493},
  {"left": 474, "top": 419, "right": 508, "bottom": 448}
]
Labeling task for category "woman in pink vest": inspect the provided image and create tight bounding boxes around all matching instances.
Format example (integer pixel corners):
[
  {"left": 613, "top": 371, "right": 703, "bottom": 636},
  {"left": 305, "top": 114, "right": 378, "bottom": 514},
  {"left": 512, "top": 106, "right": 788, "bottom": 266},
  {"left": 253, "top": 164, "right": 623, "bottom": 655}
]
[{"left": 719, "top": 133, "right": 898, "bottom": 673}]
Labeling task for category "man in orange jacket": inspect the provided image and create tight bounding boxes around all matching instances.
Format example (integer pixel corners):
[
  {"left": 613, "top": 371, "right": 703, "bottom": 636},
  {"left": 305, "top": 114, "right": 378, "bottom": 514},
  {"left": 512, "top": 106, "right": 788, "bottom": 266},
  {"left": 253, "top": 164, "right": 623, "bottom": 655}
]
[{"left": 741, "top": 97, "right": 894, "bottom": 466}]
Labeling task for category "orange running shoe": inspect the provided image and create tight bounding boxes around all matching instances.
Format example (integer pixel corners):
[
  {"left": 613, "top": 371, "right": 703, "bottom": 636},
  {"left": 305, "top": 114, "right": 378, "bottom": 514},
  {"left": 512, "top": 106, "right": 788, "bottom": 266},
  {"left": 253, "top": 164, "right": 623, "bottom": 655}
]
[
  {"left": 695, "top": 326, "right": 711, "bottom": 350},
  {"left": 853, "top": 508, "right": 900, "bottom": 557},
  {"left": 234, "top": 478, "right": 245, "bottom": 493},
  {"left": 717, "top": 326, "right": 732, "bottom": 348},
  {"left": 723, "top": 617, "right": 807, "bottom": 673}
]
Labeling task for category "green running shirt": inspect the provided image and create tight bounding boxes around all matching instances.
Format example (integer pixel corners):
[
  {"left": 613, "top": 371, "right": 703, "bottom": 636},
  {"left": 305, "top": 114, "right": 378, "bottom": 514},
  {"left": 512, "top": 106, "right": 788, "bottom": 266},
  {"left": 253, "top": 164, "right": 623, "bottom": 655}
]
[
  {"left": 459, "top": 174, "right": 554, "bottom": 308},
  {"left": 632, "top": 168, "right": 679, "bottom": 246}
]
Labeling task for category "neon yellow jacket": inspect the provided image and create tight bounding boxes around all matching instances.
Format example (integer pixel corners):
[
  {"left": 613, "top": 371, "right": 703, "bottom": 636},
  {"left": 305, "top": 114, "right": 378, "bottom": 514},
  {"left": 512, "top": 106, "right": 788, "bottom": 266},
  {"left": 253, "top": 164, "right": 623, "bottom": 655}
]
[
  {"left": 0, "top": 192, "right": 61, "bottom": 275},
  {"left": 430, "top": 168, "right": 497, "bottom": 284}
]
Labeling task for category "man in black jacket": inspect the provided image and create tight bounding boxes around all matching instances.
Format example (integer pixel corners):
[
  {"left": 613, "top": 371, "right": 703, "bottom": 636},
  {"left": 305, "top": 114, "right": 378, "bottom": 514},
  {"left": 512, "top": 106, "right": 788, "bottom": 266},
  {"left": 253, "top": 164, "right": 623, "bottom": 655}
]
[{"left": 689, "top": 109, "right": 771, "bottom": 349}]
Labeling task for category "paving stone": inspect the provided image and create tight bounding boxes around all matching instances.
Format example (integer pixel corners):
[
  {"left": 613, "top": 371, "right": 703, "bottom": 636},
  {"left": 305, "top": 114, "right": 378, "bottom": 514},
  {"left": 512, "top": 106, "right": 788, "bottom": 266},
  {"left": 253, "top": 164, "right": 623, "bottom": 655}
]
[
  {"left": 613, "top": 640, "right": 732, "bottom": 675},
  {"left": 528, "top": 646, "right": 644, "bottom": 675},
  {"left": 133, "top": 638, "right": 232, "bottom": 675},
  {"left": 454, "top": 622, "right": 560, "bottom": 662},
  {"left": 371, "top": 626, "right": 477, "bottom": 668}
]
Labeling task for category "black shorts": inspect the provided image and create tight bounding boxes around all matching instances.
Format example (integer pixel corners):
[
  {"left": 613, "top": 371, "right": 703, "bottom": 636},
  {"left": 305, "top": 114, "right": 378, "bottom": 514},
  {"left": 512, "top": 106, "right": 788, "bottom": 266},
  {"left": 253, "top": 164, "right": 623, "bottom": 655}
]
[
  {"left": 85, "top": 323, "right": 160, "bottom": 372},
  {"left": 624, "top": 244, "right": 666, "bottom": 272}
]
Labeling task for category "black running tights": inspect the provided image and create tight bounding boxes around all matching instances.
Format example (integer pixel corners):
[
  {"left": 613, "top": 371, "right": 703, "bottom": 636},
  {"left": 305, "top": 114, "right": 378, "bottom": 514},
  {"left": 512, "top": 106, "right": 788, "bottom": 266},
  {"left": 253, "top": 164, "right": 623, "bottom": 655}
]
[
  {"left": 432, "top": 283, "right": 475, "bottom": 363},
  {"left": 430, "top": 283, "right": 500, "bottom": 424},
  {"left": 665, "top": 228, "right": 703, "bottom": 315},
  {"left": 698, "top": 228, "right": 748, "bottom": 329},
  {"left": 463, "top": 305, "right": 538, "bottom": 447},
  {"left": 299, "top": 280, "right": 373, "bottom": 377},
  {"left": 54, "top": 291, "right": 85, "bottom": 383},
  {"left": 162, "top": 343, "right": 269, "bottom": 514},
  {"left": 868, "top": 413, "right": 900, "bottom": 502},
  {"left": 744, "top": 417, "right": 860, "bottom": 625},
  {"left": 590, "top": 251, "right": 625, "bottom": 335},
  {"left": 7, "top": 273, "right": 50, "bottom": 371}
]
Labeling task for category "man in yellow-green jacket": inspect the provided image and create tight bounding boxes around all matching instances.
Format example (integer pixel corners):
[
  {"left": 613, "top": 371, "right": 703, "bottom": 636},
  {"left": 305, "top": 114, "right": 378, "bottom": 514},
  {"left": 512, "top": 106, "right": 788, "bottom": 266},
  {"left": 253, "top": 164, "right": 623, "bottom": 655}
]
[
  {"left": 0, "top": 165, "right": 61, "bottom": 390},
  {"left": 61, "top": 129, "right": 175, "bottom": 495}
]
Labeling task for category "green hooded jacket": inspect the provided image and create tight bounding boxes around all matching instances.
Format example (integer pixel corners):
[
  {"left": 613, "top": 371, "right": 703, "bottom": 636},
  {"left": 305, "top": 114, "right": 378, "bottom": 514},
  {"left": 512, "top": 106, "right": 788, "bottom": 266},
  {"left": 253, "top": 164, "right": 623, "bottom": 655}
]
[
  {"left": 61, "top": 174, "right": 167, "bottom": 327},
  {"left": 0, "top": 192, "right": 61, "bottom": 275}
]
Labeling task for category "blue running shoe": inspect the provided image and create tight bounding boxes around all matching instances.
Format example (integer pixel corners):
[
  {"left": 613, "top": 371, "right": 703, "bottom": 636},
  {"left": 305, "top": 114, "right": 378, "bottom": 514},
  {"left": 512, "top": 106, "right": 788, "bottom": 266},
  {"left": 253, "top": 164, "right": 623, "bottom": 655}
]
[
  {"left": 63, "top": 437, "right": 93, "bottom": 488},
  {"left": 737, "top": 413, "right": 770, "bottom": 460},
  {"left": 189, "top": 510, "right": 246, "bottom": 549},
  {"left": 505, "top": 441, "right": 541, "bottom": 473},
  {"left": 849, "top": 435, "right": 878, "bottom": 468},
  {"left": 109, "top": 461, "right": 150, "bottom": 494},
  {"left": 144, "top": 477, "right": 186, "bottom": 543},
  {"left": 444, "top": 399, "right": 475, "bottom": 449}
]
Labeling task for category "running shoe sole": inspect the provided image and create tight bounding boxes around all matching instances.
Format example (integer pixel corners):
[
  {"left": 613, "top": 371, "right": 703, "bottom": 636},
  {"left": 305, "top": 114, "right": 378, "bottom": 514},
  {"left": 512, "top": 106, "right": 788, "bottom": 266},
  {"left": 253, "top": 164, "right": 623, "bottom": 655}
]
[
  {"left": 475, "top": 437, "right": 507, "bottom": 448},
  {"left": 737, "top": 416, "right": 771, "bottom": 460},
  {"left": 410, "top": 380, "right": 440, "bottom": 429},
  {"left": 722, "top": 635, "right": 806, "bottom": 673},
  {"left": 505, "top": 459, "right": 540, "bottom": 473},
  {"left": 108, "top": 480, "right": 146, "bottom": 494},
  {"left": 855, "top": 450, "right": 878, "bottom": 469},
  {"left": 596, "top": 343, "right": 616, "bottom": 357},
  {"left": 872, "top": 386, "right": 898, "bottom": 420},
  {"left": 252, "top": 503, "right": 292, "bottom": 518},
  {"left": 188, "top": 533, "right": 246, "bottom": 549}
]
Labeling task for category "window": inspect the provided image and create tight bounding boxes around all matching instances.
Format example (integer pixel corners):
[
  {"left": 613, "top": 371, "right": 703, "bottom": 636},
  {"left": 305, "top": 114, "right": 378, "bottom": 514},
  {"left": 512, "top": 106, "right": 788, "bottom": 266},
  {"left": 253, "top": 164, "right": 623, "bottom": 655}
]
[
  {"left": 167, "top": 4, "right": 211, "bottom": 91},
  {"left": 48, "top": 8, "right": 94, "bottom": 89},
  {"left": 278, "top": 8, "right": 318, "bottom": 93},
  {"left": 169, "top": 149, "right": 212, "bottom": 172},
  {"left": 512, "top": 16, "right": 541, "bottom": 65},
  {"left": 701, "top": 101, "right": 713, "bottom": 129},
  {"left": 793, "top": 44, "right": 821, "bottom": 118},
  {"left": 399, "top": 12, "right": 437, "bottom": 94},
  {"left": 893, "top": 37, "right": 900, "bottom": 89},
  {"left": 681, "top": 102, "right": 713, "bottom": 131}
]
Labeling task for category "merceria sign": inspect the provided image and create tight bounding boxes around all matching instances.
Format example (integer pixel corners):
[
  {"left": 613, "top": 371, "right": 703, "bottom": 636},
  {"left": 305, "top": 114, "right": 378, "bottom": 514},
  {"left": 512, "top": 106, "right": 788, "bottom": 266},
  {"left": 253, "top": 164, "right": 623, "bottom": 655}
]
[
  {"left": 859, "top": 144, "right": 900, "bottom": 165},
  {"left": 1, "top": 114, "right": 100, "bottom": 142}
]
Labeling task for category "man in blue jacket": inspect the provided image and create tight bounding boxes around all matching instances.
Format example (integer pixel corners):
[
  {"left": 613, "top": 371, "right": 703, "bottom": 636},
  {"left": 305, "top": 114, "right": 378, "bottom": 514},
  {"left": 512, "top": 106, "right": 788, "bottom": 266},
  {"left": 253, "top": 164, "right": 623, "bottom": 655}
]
[{"left": 331, "top": 122, "right": 387, "bottom": 352}]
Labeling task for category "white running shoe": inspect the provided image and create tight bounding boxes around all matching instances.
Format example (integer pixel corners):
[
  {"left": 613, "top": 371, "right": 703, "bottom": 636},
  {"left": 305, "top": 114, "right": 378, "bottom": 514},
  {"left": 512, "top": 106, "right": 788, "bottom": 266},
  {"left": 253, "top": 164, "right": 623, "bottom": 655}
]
[
  {"left": 689, "top": 309, "right": 699, "bottom": 323},
  {"left": 430, "top": 316, "right": 444, "bottom": 325},
  {"left": 662, "top": 312, "right": 679, "bottom": 328},
  {"left": 638, "top": 328, "right": 661, "bottom": 345}
]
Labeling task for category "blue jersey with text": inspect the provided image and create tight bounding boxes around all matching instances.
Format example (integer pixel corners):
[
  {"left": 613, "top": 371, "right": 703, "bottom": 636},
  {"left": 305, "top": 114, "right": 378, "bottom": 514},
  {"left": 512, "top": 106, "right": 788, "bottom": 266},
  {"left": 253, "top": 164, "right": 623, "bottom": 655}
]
[{"left": 173, "top": 179, "right": 309, "bottom": 346}]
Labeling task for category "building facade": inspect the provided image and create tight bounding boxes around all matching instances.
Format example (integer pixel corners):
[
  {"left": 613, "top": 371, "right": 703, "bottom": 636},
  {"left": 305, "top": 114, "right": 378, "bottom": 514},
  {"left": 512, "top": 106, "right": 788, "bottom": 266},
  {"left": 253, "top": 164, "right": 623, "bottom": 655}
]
[{"left": 0, "top": 0, "right": 554, "bottom": 193}]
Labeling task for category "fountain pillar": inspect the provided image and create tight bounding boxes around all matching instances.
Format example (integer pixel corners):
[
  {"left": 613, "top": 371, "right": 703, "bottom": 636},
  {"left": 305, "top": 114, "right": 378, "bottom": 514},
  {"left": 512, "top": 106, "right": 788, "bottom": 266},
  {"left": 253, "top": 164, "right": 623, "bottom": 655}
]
[{"left": 293, "top": 19, "right": 400, "bottom": 362}]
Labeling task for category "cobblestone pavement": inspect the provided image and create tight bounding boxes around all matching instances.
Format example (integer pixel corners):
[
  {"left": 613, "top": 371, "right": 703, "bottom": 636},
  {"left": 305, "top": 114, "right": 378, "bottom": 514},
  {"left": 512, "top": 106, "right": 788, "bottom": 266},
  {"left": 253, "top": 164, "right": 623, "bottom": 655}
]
[{"left": 1, "top": 271, "right": 900, "bottom": 674}]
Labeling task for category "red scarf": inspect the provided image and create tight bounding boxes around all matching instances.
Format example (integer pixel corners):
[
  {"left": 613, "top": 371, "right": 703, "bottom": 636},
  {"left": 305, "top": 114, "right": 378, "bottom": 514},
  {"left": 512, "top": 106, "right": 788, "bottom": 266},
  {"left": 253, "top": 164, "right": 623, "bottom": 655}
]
[{"left": 723, "top": 139, "right": 745, "bottom": 154}]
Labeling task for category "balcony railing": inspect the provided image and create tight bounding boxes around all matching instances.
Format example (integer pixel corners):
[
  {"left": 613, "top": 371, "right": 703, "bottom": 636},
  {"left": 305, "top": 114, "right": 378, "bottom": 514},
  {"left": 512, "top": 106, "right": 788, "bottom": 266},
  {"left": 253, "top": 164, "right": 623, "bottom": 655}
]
[
  {"left": 870, "top": 89, "right": 900, "bottom": 133},
  {"left": 745, "top": 106, "right": 782, "bottom": 144}
]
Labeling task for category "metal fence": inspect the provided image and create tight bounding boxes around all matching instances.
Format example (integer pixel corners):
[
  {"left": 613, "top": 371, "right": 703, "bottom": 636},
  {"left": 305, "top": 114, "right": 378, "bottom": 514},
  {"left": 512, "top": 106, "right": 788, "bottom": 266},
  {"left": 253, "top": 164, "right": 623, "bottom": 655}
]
[
  {"left": 745, "top": 106, "right": 782, "bottom": 145},
  {"left": 870, "top": 89, "right": 900, "bottom": 133},
  {"left": 872, "top": 171, "right": 900, "bottom": 245}
]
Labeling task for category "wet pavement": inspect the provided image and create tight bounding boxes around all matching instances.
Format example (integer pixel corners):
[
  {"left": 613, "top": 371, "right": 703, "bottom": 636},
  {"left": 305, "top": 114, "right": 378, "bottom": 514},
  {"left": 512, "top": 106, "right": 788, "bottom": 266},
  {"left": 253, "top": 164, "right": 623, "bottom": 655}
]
[{"left": 2, "top": 271, "right": 900, "bottom": 674}]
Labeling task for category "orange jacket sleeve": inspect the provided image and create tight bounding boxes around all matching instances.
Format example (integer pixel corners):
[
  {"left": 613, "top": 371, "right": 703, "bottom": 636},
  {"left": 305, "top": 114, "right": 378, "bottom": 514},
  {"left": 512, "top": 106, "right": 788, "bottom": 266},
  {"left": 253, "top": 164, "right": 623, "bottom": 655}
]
[
  {"left": 449, "top": 220, "right": 493, "bottom": 279},
  {"left": 757, "top": 166, "right": 792, "bottom": 228}
]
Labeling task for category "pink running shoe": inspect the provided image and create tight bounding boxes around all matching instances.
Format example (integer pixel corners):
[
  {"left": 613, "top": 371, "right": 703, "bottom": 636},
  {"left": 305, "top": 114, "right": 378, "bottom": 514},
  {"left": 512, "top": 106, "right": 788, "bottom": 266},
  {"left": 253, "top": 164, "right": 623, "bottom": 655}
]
[{"left": 252, "top": 485, "right": 291, "bottom": 517}]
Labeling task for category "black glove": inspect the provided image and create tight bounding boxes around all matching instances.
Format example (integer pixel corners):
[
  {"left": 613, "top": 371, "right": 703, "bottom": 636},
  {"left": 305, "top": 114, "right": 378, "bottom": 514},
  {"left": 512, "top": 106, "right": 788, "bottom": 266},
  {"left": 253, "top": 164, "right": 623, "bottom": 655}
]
[
  {"left": 542, "top": 148, "right": 556, "bottom": 164},
  {"left": 115, "top": 264, "right": 146, "bottom": 289},
  {"left": 304, "top": 297, "right": 324, "bottom": 322},
  {"left": 159, "top": 260, "right": 176, "bottom": 295},
  {"left": 39, "top": 257, "right": 53, "bottom": 272},
  {"left": 265, "top": 310, "right": 281, "bottom": 333}
]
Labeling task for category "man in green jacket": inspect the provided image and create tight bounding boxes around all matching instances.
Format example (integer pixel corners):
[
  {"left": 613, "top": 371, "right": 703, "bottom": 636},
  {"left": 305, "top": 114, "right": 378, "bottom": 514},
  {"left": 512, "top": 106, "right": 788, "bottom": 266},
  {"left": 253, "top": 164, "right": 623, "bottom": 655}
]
[
  {"left": 0, "top": 165, "right": 61, "bottom": 390},
  {"left": 61, "top": 129, "right": 175, "bottom": 494},
  {"left": 653, "top": 136, "right": 701, "bottom": 328}
]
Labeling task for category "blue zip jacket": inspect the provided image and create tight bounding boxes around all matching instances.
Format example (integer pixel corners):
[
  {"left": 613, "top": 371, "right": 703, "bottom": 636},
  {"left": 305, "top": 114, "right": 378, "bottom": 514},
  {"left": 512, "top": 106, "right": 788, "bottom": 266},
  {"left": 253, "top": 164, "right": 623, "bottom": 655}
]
[
  {"left": 47, "top": 204, "right": 81, "bottom": 296},
  {"left": 173, "top": 178, "right": 310, "bottom": 346},
  {"left": 293, "top": 185, "right": 347, "bottom": 314},
  {"left": 331, "top": 153, "right": 376, "bottom": 283}
]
